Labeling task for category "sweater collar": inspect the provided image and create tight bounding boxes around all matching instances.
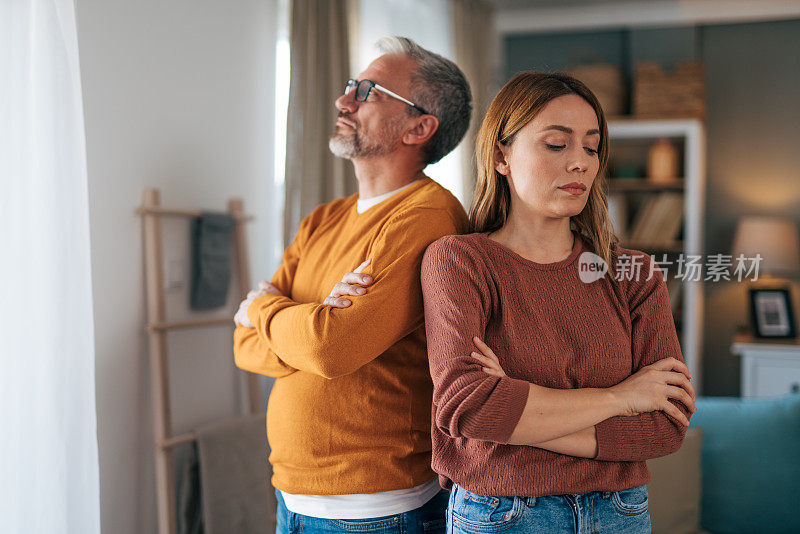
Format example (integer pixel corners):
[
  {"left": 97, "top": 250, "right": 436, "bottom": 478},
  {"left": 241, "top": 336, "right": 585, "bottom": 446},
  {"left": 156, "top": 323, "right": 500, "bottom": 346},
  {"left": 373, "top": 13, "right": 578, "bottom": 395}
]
[{"left": 479, "top": 230, "right": 585, "bottom": 271}]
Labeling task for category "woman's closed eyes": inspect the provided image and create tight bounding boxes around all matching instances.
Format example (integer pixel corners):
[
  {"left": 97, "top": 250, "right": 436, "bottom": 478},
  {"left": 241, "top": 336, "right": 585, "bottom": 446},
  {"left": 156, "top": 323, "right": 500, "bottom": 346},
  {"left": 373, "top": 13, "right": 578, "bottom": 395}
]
[{"left": 545, "top": 143, "right": 598, "bottom": 156}]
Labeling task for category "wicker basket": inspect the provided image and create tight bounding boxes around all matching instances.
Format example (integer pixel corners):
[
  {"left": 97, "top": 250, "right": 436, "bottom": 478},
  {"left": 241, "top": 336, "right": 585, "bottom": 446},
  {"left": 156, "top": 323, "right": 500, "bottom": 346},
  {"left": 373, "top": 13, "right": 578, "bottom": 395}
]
[
  {"left": 566, "top": 63, "right": 626, "bottom": 117},
  {"left": 633, "top": 60, "right": 706, "bottom": 119}
]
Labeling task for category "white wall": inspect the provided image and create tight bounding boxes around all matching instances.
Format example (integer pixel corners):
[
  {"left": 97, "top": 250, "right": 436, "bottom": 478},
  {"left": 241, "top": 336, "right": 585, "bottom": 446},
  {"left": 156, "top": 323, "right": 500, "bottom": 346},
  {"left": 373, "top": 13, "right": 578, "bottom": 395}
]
[{"left": 75, "top": 1, "right": 279, "bottom": 532}]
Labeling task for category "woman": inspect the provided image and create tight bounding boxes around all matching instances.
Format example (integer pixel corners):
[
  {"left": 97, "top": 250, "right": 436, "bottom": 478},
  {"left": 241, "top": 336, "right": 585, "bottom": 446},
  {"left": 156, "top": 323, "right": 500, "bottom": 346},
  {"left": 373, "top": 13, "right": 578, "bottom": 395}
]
[{"left": 420, "top": 72, "right": 696, "bottom": 533}]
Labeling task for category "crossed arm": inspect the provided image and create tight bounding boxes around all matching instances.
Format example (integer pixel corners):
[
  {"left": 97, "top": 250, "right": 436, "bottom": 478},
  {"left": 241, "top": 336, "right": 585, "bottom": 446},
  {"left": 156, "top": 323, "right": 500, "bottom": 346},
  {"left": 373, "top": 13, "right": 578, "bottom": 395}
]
[
  {"left": 233, "top": 260, "right": 373, "bottom": 378},
  {"left": 233, "top": 207, "right": 462, "bottom": 379},
  {"left": 470, "top": 336, "right": 694, "bottom": 459}
]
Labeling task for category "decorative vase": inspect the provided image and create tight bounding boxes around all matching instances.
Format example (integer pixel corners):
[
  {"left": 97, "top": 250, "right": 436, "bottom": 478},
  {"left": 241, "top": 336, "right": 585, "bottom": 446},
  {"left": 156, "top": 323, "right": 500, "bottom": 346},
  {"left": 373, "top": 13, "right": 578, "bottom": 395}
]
[{"left": 647, "top": 138, "right": 678, "bottom": 183}]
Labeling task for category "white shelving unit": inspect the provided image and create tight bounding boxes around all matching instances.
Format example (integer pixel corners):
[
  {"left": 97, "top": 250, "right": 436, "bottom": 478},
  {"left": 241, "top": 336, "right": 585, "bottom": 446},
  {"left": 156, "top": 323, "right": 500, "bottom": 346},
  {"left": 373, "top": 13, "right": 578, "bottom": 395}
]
[{"left": 607, "top": 118, "right": 706, "bottom": 393}]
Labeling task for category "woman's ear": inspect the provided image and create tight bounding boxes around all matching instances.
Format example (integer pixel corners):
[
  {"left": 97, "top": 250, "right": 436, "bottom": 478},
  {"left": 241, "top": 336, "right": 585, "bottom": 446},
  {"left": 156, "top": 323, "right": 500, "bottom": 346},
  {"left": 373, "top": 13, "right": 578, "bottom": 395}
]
[
  {"left": 402, "top": 115, "right": 439, "bottom": 147},
  {"left": 494, "top": 142, "right": 510, "bottom": 176}
]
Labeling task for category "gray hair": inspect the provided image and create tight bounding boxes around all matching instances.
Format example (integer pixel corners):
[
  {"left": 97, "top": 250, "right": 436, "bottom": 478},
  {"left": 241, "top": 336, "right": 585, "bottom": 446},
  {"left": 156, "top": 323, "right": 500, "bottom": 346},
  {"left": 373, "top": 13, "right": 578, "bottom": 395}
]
[{"left": 376, "top": 36, "right": 472, "bottom": 165}]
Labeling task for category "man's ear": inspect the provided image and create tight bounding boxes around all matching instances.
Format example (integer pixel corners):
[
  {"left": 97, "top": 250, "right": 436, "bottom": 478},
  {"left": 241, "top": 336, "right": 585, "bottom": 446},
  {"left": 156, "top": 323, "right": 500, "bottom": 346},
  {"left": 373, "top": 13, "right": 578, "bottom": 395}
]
[
  {"left": 494, "top": 142, "right": 511, "bottom": 176},
  {"left": 402, "top": 115, "right": 439, "bottom": 147}
]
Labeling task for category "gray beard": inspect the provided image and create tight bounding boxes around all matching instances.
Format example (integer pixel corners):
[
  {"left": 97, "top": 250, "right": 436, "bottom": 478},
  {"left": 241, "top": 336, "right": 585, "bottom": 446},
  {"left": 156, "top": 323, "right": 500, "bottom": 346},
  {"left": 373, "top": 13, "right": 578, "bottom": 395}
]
[{"left": 328, "top": 116, "right": 406, "bottom": 160}]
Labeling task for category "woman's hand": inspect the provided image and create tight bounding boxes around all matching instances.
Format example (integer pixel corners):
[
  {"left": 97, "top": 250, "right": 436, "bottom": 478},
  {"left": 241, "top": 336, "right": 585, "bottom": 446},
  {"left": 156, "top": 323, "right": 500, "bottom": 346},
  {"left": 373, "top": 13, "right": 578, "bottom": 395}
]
[
  {"left": 322, "top": 259, "right": 373, "bottom": 308},
  {"left": 610, "top": 357, "right": 696, "bottom": 426},
  {"left": 470, "top": 336, "right": 507, "bottom": 378}
]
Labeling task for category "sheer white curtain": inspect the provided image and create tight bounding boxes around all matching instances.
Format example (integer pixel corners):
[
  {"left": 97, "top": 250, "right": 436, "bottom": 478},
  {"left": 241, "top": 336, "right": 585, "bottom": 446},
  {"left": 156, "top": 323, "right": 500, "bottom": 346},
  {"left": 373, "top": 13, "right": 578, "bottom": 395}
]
[{"left": 0, "top": 0, "right": 100, "bottom": 532}]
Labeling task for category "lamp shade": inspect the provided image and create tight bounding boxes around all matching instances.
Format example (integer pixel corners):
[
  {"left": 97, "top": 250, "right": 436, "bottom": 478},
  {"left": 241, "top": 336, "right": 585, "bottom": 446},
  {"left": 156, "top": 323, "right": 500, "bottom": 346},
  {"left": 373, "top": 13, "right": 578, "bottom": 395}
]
[{"left": 731, "top": 217, "right": 800, "bottom": 275}]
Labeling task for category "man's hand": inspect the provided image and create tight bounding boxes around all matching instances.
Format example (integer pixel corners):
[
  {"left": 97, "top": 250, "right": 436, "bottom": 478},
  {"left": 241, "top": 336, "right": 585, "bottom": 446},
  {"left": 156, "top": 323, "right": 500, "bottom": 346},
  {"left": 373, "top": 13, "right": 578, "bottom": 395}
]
[
  {"left": 322, "top": 259, "right": 373, "bottom": 308},
  {"left": 234, "top": 281, "right": 282, "bottom": 327}
]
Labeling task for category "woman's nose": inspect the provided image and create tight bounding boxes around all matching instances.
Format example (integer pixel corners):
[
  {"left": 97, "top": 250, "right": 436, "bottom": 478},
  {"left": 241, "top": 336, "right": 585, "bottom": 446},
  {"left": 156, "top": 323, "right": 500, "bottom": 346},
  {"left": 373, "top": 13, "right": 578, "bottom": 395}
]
[
  {"left": 567, "top": 160, "right": 588, "bottom": 174},
  {"left": 568, "top": 148, "right": 591, "bottom": 173}
]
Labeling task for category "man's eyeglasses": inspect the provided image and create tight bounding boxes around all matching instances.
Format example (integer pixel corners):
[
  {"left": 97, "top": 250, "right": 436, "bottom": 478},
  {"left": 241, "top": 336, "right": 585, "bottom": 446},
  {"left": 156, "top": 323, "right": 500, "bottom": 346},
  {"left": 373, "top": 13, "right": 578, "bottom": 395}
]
[{"left": 344, "top": 79, "right": 429, "bottom": 116}]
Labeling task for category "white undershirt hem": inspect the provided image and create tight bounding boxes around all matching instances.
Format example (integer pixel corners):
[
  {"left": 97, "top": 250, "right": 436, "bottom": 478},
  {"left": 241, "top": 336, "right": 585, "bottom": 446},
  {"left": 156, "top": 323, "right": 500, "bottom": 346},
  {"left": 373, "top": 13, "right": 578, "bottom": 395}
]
[{"left": 279, "top": 478, "right": 442, "bottom": 519}]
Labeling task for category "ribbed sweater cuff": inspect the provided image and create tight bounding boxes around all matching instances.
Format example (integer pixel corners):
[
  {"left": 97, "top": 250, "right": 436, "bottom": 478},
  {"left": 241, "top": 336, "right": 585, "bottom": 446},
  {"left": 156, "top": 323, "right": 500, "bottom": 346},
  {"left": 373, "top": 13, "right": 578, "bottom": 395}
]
[
  {"left": 491, "top": 377, "right": 530, "bottom": 444},
  {"left": 594, "top": 416, "right": 626, "bottom": 461}
]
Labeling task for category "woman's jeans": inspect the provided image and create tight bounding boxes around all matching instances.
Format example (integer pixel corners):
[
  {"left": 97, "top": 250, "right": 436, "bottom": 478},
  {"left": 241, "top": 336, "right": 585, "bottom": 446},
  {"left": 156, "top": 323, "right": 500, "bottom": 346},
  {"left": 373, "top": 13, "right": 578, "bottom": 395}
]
[
  {"left": 446, "top": 483, "right": 651, "bottom": 534},
  {"left": 275, "top": 488, "right": 449, "bottom": 533}
]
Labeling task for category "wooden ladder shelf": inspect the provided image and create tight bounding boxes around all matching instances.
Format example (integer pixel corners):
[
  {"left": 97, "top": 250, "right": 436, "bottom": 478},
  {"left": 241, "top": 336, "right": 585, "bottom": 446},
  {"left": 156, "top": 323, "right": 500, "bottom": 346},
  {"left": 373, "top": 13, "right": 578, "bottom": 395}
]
[{"left": 138, "top": 188, "right": 262, "bottom": 534}]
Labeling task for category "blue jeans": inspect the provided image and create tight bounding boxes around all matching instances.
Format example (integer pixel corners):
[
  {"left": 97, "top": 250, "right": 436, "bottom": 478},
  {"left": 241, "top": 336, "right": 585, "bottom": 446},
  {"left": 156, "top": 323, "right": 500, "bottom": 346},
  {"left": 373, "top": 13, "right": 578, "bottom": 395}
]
[
  {"left": 275, "top": 488, "right": 449, "bottom": 533},
  {"left": 446, "top": 483, "right": 651, "bottom": 534}
]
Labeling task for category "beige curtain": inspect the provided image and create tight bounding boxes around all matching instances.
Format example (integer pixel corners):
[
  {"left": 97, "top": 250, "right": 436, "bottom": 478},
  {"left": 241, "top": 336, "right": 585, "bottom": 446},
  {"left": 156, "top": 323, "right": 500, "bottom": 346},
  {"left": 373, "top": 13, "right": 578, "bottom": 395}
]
[
  {"left": 284, "top": 0, "right": 357, "bottom": 246},
  {"left": 452, "top": 0, "right": 493, "bottom": 207}
]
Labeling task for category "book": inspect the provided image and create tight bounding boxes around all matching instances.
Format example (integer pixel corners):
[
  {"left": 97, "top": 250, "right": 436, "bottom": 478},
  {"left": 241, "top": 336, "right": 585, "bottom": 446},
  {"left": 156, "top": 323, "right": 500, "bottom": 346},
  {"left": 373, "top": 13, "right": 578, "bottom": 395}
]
[
  {"left": 629, "top": 196, "right": 660, "bottom": 242},
  {"left": 629, "top": 192, "right": 684, "bottom": 244},
  {"left": 656, "top": 193, "right": 684, "bottom": 242}
]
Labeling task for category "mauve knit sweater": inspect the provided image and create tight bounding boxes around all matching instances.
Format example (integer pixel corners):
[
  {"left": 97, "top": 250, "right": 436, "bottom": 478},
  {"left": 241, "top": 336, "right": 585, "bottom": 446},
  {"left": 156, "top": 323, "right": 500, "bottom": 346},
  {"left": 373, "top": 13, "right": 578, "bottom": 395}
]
[{"left": 420, "top": 230, "right": 692, "bottom": 497}]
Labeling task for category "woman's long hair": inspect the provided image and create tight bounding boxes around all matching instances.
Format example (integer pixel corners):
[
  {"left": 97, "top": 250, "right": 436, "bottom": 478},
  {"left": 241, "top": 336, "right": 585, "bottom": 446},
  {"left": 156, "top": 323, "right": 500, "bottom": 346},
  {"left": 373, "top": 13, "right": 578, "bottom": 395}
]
[{"left": 469, "top": 72, "right": 620, "bottom": 282}]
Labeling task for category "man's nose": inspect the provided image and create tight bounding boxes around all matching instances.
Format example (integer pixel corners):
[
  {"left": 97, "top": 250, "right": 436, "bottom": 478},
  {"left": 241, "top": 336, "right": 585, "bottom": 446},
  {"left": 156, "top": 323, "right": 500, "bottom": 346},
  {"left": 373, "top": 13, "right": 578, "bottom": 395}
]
[{"left": 335, "top": 91, "right": 358, "bottom": 114}]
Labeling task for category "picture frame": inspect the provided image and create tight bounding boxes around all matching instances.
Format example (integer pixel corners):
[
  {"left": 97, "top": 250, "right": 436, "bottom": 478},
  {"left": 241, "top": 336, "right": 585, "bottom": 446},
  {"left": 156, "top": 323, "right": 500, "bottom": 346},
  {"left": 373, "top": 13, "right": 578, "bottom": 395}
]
[{"left": 749, "top": 287, "right": 797, "bottom": 338}]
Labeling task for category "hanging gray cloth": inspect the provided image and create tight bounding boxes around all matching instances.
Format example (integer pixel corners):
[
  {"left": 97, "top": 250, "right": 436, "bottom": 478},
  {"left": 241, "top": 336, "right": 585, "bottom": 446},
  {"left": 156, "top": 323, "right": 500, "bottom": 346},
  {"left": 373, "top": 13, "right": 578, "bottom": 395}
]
[
  {"left": 190, "top": 212, "right": 235, "bottom": 310},
  {"left": 177, "top": 441, "right": 204, "bottom": 534},
  {"left": 196, "top": 413, "right": 275, "bottom": 534}
]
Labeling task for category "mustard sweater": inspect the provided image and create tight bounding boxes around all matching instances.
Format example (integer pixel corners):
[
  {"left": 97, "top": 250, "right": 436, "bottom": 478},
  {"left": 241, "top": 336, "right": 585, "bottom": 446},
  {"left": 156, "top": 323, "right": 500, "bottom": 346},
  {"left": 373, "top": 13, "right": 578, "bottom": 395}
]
[{"left": 233, "top": 177, "right": 468, "bottom": 495}]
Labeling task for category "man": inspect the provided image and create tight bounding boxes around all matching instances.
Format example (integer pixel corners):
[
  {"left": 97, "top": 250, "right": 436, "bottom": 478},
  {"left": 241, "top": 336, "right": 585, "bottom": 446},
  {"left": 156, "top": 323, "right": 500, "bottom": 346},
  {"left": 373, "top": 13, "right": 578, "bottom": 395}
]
[{"left": 233, "top": 36, "right": 472, "bottom": 533}]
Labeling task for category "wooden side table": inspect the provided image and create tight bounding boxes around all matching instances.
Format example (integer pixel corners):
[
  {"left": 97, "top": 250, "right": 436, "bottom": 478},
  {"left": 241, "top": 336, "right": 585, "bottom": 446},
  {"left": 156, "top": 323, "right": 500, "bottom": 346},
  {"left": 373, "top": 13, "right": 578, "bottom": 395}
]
[{"left": 731, "top": 332, "right": 800, "bottom": 397}]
